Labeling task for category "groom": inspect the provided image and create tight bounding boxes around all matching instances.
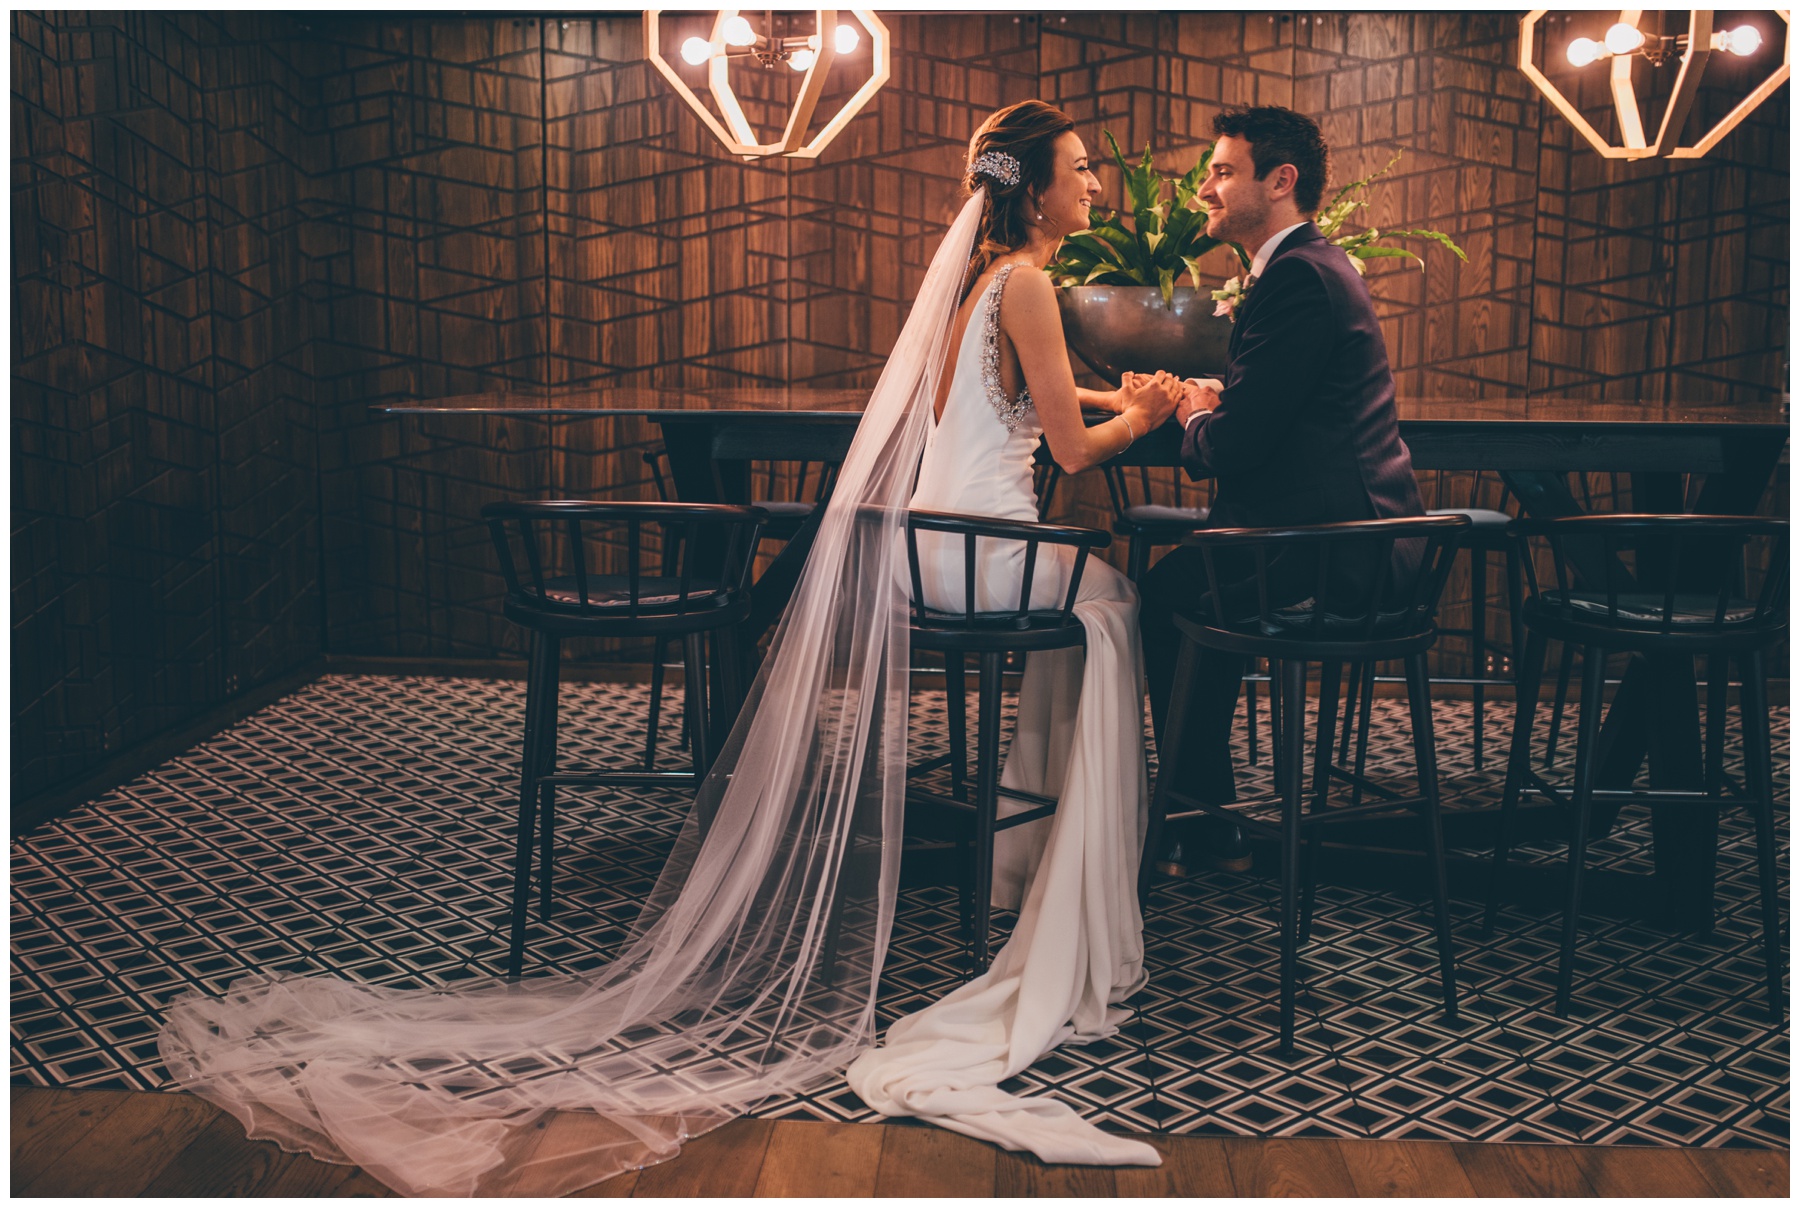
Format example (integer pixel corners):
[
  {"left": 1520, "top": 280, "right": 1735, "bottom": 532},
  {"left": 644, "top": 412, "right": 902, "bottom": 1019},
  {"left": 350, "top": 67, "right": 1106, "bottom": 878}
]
[{"left": 1140, "top": 106, "right": 1425, "bottom": 871}]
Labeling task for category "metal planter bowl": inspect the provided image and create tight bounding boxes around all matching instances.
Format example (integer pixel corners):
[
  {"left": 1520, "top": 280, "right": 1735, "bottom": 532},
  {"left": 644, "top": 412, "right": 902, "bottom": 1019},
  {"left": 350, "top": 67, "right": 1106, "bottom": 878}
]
[{"left": 1057, "top": 285, "right": 1233, "bottom": 385}]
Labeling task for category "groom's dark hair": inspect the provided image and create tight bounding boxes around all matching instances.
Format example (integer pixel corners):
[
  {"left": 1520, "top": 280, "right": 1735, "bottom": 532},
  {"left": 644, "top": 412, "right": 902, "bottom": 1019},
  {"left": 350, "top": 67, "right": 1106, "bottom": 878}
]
[{"left": 1212, "top": 107, "right": 1330, "bottom": 215}]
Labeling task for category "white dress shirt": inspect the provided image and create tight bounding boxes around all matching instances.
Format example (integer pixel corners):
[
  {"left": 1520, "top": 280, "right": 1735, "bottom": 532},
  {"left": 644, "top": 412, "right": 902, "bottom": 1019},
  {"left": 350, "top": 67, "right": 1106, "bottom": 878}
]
[
  {"left": 1185, "top": 220, "right": 1310, "bottom": 430},
  {"left": 1248, "top": 220, "right": 1309, "bottom": 281}
]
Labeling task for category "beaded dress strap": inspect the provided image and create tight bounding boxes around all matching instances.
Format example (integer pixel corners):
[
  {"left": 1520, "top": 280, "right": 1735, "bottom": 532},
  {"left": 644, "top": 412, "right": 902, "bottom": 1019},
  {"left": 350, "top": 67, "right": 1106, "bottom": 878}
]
[{"left": 981, "top": 263, "right": 1036, "bottom": 432}]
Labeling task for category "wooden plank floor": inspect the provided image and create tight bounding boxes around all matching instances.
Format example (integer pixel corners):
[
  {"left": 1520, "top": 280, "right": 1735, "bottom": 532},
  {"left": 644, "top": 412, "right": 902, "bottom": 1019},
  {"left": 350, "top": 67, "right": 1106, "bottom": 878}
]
[{"left": 12, "top": 1087, "right": 1788, "bottom": 1197}]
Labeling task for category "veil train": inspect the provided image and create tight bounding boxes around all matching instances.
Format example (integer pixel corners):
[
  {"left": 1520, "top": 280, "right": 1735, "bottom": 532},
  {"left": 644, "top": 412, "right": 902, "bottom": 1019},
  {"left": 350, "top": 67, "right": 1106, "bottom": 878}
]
[{"left": 158, "top": 192, "right": 988, "bottom": 1198}]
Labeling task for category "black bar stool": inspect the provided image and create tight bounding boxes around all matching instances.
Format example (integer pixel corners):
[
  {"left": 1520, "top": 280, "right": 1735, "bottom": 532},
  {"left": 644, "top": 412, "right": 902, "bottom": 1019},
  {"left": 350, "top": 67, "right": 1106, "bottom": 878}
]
[
  {"left": 1484, "top": 514, "right": 1788, "bottom": 1019},
  {"left": 483, "top": 499, "right": 765, "bottom": 978},
  {"left": 902, "top": 508, "right": 1111, "bottom": 972},
  {"left": 1143, "top": 513, "right": 1470, "bottom": 1055}
]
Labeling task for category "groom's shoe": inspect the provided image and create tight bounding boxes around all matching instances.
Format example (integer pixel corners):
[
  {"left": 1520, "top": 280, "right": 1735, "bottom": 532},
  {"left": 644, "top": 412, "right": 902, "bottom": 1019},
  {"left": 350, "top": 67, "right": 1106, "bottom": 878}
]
[
  {"left": 1200, "top": 817, "right": 1253, "bottom": 873},
  {"left": 1152, "top": 820, "right": 1197, "bottom": 877},
  {"left": 1153, "top": 837, "right": 1190, "bottom": 879}
]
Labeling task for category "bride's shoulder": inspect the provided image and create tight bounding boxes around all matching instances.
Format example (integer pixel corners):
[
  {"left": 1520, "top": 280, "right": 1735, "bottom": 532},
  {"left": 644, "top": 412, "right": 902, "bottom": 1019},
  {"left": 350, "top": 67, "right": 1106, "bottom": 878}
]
[{"left": 994, "top": 262, "right": 1058, "bottom": 327}]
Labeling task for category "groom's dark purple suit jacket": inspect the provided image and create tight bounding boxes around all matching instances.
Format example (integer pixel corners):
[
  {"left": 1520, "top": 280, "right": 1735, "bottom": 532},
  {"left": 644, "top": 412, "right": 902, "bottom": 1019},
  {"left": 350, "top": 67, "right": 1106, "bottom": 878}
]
[{"left": 1181, "top": 222, "right": 1424, "bottom": 532}]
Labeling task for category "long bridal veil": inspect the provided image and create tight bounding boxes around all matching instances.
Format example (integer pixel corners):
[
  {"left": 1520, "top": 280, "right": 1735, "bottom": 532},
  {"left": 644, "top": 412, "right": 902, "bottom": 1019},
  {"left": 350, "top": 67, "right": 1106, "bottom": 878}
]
[{"left": 157, "top": 192, "right": 986, "bottom": 1197}]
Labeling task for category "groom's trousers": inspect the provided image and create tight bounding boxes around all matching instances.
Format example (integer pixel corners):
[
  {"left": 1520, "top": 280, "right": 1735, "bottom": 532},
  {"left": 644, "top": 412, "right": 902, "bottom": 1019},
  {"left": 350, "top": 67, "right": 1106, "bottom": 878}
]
[{"left": 1140, "top": 545, "right": 1317, "bottom": 806}]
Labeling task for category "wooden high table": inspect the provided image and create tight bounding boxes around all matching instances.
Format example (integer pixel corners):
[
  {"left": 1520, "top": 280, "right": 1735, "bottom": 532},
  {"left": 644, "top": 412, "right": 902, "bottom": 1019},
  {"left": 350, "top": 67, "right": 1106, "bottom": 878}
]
[{"left": 385, "top": 390, "right": 1788, "bottom": 930}]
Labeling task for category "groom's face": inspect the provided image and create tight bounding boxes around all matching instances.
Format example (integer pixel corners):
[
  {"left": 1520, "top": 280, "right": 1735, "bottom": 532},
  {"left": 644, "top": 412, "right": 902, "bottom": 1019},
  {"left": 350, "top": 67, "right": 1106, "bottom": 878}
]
[{"left": 1198, "top": 135, "right": 1273, "bottom": 245}]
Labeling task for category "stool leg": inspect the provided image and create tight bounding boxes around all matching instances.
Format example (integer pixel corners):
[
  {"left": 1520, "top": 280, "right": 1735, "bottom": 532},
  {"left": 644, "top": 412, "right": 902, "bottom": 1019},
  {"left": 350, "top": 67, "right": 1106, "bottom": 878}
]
[
  {"left": 1245, "top": 673, "right": 1261, "bottom": 767},
  {"left": 1554, "top": 645, "right": 1606, "bottom": 1018},
  {"left": 1486, "top": 628, "right": 1547, "bottom": 937},
  {"left": 1405, "top": 651, "right": 1459, "bottom": 1020},
  {"left": 1351, "top": 661, "right": 1376, "bottom": 809},
  {"left": 1277, "top": 657, "right": 1306, "bottom": 1058},
  {"left": 971, "top": 650, "right": 1006, "bottom": 973},
  {"left": 1270, "top": 664, "right": 1286, "bottom": 797},
  {"left": 1337, "top": 660, "right": 1361, "bottom": 765},
  {"left": 509, "top": 631, "right": 557, "bottom": 980},
  {"left": 1544, "top": 642, "right": 1575, "bottom": 769},
  {"left": 1311, "top": 660, "right": 1342, "bottom": 812},
  {"left": 1504, "top": 541, "right": 1525, "bottom": 696},
  {"left": 1300, "top": 660, "right": 1342, "bottom": 945},
  {"left": 1737, "top": 649, "right": 1786, "bottom": 1020},
  {"left": 1704, "top": 653, "right": 1730, "bottom": 796},
  {"left": 716, "top": 625, "right": 745, "bottom": 721},
  {"left": 684, "top": 631, "right": 712, "bottom": 779},
  {"left": 945, "top": 652, "right": 968, "bottom": 802},
  {"left": 1469, "top": 544, "right": 1488, "bottom": 771},
  {"left": 1141, "top": 631, "right": 1202, "bottom": 905},
  {"left": 538, "top": 634, "right": 562, "bottom": 922},
  {"left": 1129, "top": 535, "right": 1150, "bottom": 584},
  {"left": 645, "top": 635, "right": 669, "bottom": 771}
]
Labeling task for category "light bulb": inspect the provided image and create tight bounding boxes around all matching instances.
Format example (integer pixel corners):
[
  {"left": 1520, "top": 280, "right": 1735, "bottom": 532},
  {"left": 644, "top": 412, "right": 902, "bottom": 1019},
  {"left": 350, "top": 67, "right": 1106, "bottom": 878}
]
[
  {"left": 789, "top": 47, "right": 817, "bottom": 71},
  {"left": 1725, "top": 24, "right": 1763, "bottom": 56},
  {"left": 1604, "top": 22, "right": 1645, "bottom": 55},
  {"left": 834, "top": 23, "right": 859, "bottom": 54},
  {"left": 1566, "top": 37, "right": 1603, "bottom": 67},
  {"left": 722, "top": 15, "right": 756, "bottom": 47},
  {"left": 680, "top": 36, "right": 712, "bottom": 66}
]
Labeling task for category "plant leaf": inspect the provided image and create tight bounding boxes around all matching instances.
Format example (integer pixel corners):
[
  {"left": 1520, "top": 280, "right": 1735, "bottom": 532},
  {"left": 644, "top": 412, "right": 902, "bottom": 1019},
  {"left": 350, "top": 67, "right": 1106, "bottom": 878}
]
[
  {"left": 1084, "top": 264, "right": 1141, "bottom": 286},
  {"left": 1350, "top": 244, "right": 1425, "bottom": 269},
  {"left": 1382, "top": 227, "right": 1469, "bottom": 261},
  {"left": 1158, "top": 265, "right": 1178, "bottom": 307}
]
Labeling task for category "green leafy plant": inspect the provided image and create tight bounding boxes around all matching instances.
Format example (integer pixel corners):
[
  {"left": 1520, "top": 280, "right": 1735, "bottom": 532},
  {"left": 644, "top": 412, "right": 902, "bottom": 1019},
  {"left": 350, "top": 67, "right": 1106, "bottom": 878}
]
[{"left": 1050, "top": 134, "right": 1467, "bottom": 306}]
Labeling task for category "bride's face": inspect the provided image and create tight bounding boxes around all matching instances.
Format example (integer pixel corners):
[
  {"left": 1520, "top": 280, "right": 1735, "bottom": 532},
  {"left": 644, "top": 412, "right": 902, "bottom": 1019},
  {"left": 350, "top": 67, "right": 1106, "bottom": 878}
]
[{"left": 1032, "top": 132, "right": 1101, "bottom": 237}]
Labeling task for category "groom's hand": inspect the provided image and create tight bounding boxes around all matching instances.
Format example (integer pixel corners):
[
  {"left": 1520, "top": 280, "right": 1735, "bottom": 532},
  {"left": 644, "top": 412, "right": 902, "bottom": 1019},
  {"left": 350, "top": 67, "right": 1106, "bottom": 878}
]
[{"left": 1176, "top": 380, "right": 1221, "bottom": 427}]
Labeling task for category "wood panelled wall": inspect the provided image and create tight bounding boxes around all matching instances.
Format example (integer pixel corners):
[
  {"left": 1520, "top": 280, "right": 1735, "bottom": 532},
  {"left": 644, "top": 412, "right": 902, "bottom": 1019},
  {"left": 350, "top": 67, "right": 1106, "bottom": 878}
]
[
  {"left": 12, "top": 11, "right": 1789, "bottom": 802},
  {"left": 13, "top": 12, "right": 318, "bottom": 801}
]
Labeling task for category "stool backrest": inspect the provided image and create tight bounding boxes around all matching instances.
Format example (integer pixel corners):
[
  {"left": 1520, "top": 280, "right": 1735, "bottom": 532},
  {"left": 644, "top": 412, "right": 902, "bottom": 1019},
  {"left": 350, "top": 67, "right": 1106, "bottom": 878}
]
[
  {"left": 1513, "top": 514, "right": 1788, "bottom": 635},
  {"left": 757, "top": 459, "right": 839, "bottom": 506},
  {"left": 483, "top": 500, "right": 765, "bottom": 616},
  {"left": 904, "top": 509, "right": 1111, "bottom": 631},
  {"left": 1426, "top": 468, "right": 1511, "bottom": 514},
  {"left": 1102, "top": 463, "right": 1203, "bottom": 517},
  {"left": 1182, "top": 514, "right": 1470, "bottom": 641},
  {"left": 642, "top": 448, "right": 672, "bottom": 501}
]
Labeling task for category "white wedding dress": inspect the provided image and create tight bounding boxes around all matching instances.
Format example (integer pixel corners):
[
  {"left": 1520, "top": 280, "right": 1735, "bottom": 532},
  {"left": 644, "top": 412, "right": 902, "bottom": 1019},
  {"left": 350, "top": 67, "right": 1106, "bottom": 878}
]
[{"left": 845, "top": 263, "right": 1157, "bottom": 1165}]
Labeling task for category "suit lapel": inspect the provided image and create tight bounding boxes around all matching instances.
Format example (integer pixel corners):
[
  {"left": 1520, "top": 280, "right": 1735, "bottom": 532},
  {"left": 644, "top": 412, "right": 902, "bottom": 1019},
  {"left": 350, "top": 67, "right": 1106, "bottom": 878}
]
[{"left": 1229, "top": 222, "right": 1325, "bottom": 337}]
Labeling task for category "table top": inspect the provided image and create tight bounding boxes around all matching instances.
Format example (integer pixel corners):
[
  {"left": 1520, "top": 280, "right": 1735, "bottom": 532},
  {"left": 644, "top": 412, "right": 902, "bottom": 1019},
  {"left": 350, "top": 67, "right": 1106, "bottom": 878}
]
[{"left": 378, "top": 388, "right": 1788, "bottom": 430}]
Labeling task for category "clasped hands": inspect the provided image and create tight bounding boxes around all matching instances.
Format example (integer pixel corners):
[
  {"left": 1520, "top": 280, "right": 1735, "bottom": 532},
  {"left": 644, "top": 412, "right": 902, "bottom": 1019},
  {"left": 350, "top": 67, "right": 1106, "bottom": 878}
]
[{"left": 1110, "top": 371, "right": 1221, "bottom": 431}]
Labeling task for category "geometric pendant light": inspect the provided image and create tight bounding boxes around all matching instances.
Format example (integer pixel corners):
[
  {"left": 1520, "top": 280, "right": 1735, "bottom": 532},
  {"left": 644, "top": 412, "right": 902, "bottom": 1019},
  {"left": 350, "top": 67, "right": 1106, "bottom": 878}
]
[
  {"left": 1520, "top": 9, "right": 1791, "bottom": 159},
  {"left": 643, "top": 9, "right": 890, "bottom": 160}
]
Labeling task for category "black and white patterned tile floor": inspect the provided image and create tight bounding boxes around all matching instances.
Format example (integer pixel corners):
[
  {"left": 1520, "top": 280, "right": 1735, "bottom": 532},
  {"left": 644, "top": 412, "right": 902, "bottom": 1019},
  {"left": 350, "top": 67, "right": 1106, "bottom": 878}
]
[{"left": 11, "top": 674, "right": 1788, "bottom": 1149}]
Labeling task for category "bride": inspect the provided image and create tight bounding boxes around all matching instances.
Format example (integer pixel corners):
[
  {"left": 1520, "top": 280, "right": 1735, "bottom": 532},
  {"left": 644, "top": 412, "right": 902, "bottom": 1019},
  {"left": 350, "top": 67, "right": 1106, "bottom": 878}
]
[{"left": 158, "top": 100, "right": 1178, "bottom": 1196}]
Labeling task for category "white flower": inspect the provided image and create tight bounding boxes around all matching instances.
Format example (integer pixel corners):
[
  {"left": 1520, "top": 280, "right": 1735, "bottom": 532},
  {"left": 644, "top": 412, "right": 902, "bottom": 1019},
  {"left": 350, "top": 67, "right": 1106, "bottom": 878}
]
[{"left": 1210, "top": 275, "right": 1250, "bottom": 321}]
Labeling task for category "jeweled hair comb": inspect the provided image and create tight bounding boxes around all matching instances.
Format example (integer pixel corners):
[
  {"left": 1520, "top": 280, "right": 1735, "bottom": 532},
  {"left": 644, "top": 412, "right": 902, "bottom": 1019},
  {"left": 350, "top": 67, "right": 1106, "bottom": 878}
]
[{"left": 968, "top": 149, "right": 1021, "bottom": 187}]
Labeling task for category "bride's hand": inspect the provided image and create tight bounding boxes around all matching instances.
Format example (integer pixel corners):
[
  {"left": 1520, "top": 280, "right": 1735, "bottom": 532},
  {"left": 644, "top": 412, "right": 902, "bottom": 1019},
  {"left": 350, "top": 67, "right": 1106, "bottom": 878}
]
[{"left": 1119, "top": 370, "right": 1180, "bottom": 430}]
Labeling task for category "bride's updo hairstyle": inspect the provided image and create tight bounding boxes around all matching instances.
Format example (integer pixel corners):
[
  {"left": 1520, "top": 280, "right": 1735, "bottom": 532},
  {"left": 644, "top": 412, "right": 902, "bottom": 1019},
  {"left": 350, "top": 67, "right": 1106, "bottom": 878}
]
[{"left": 959, "top": 99, "right": 1075, "bottom": 300}]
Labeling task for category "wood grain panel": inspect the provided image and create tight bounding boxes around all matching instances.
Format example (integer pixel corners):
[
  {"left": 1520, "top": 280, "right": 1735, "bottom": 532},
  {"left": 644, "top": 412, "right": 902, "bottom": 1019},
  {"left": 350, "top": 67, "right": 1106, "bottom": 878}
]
[{"left": 12, "top": 11, "right": 321, "bottom": 805}]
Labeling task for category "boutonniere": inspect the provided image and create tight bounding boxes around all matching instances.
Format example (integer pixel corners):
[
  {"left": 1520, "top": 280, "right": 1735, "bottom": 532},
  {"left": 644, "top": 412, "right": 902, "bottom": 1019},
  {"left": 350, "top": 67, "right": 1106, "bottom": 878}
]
[{"left": 1211, "top": 274, "right": 1252, "bottom": 322}]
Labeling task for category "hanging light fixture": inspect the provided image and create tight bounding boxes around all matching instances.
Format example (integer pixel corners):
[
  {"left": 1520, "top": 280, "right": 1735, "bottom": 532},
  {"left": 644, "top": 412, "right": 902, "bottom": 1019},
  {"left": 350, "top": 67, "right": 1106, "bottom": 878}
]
[
  {"left": 645, "top": 10, "right": 890, "bottom": 160},
  {"left": 1520, "top": 9, "right": 1791, "bottom": 158}
]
